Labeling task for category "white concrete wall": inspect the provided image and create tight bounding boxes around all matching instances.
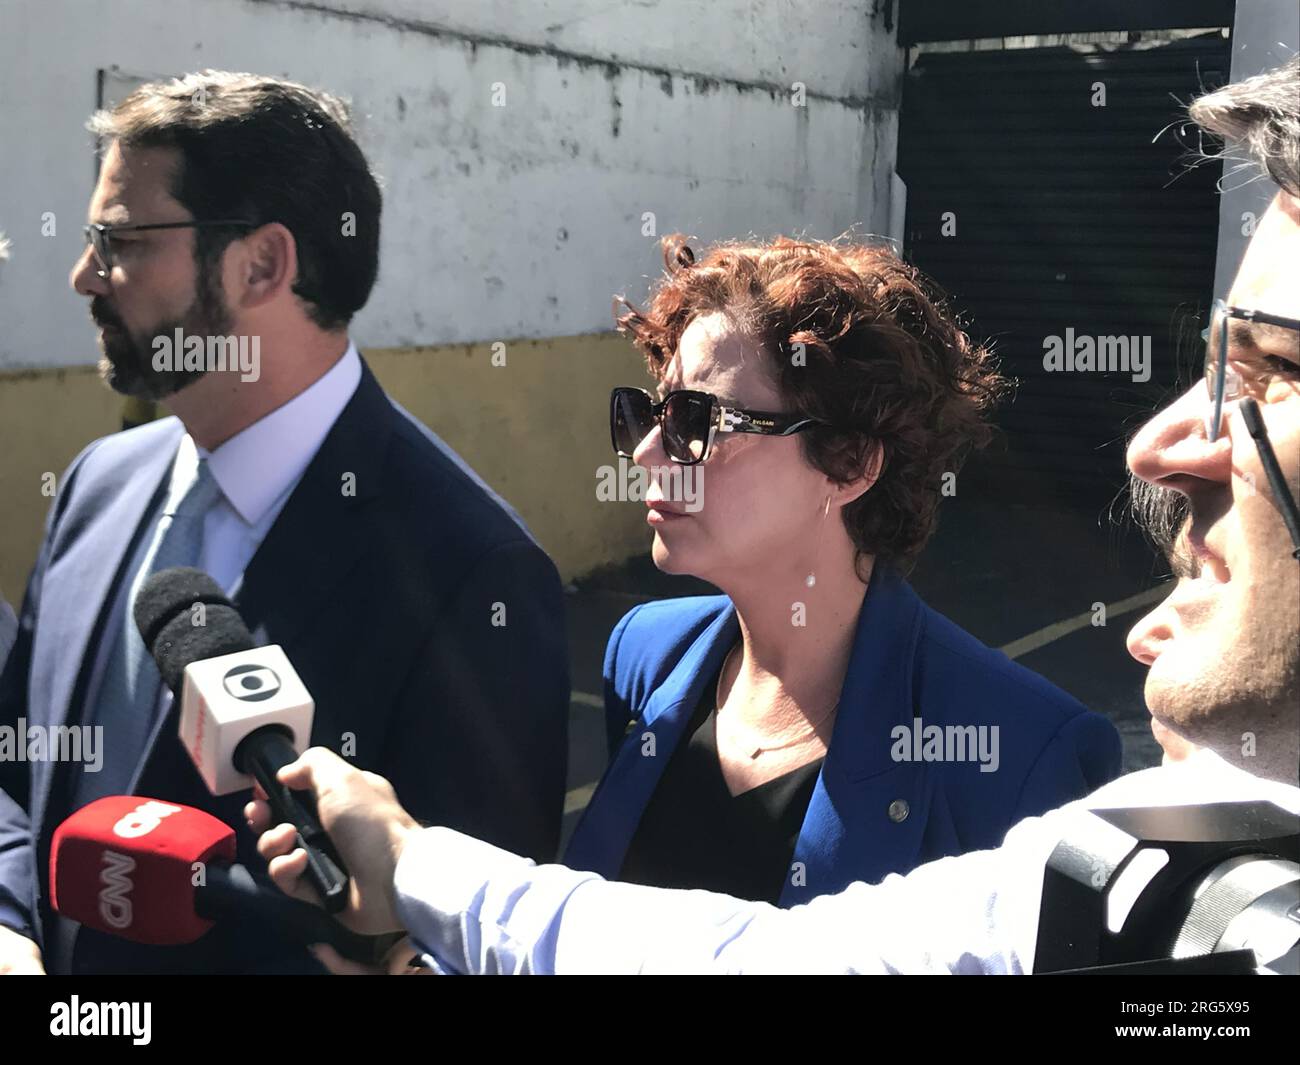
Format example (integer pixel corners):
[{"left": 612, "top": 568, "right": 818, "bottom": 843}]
[
  {"left": 332, "top": 0, "right": 899, "bottom": 101},
  {"left": 0, "top": 0, "right": 903, "bottom": 370},
  {"left": 1211, "top": 0, "right": 1300, "bottom": 298}
]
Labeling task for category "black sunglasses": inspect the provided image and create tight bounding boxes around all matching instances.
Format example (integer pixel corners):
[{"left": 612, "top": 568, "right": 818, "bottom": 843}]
[
  {"left": 610, "top": 386, "right": 825, "bottom": 466},
  {"left": 83, "top": 219, "right": 254, "bottom": 277}
]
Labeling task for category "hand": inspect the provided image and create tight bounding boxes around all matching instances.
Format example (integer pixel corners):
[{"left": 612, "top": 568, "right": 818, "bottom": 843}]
[
  {"left": 244, "top": 746, "right": 420, "bottom": 935},
  {"left": 310, "top": 936, "right": 434, "bottom": 975},
  {"left": 0, "top": 924, "right": 45, "bottom": 975}
]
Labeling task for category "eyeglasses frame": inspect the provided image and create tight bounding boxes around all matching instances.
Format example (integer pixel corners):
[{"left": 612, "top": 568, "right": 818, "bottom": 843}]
[
  {"left": 1202, "top": 297, "right": 1300, "bottom": 559},
  {"left": 83, "top": 219, "right": 255, "bottom": 278}
]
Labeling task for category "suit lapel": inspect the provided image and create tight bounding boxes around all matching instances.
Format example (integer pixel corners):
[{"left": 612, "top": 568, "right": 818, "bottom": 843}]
[
  {"left": 234, "top": 362, "right": 391, "bottom": 647},
  {"left": 564, "top": 604, "right": 739, "bottom": 875},
  {"left": 569, "top": 571, "right": 935, "bottom": 895},
  {"left": 34, "top": 424, "right": 180, "bottom": 834},
  {"left": 782, "top": 566, "right": 930, "bottom": 904}
]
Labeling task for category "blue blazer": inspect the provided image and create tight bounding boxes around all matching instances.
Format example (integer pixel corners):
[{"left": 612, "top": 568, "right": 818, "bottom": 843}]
[
  {"left": 0, "top": 361, "right": 569, "bottom": 973},
  {"left": 565, "top": 568, "right": 1121, "bottom": 905}
]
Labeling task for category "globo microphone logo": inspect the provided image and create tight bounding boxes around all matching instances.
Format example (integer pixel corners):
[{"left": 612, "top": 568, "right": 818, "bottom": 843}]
[{"left": 222, "top": 663, "right": 281, "bottom": 702}]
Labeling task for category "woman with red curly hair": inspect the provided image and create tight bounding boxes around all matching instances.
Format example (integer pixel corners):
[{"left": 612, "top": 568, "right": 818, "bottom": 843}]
[{"left": 564, "top": 235, "right": 1121, "bottom": 906}]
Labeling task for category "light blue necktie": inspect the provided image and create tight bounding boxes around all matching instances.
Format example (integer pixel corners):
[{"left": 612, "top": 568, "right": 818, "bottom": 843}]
[{"left": 75, "top": 458, "right": 224, "bottom": 807}]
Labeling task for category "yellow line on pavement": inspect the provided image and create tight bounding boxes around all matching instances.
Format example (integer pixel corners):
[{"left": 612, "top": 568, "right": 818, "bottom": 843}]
[{"left": 999, "top": 585, "right": 1170, "bottom": 661}]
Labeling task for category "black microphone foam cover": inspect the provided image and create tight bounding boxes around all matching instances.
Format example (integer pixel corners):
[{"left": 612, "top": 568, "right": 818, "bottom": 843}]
[{"left": 134, "top": 567, "right": 255, "bottom": 694}]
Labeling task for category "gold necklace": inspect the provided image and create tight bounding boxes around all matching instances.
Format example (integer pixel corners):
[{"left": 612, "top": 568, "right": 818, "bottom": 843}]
[{"left": 715, "top": 644, "right": 840, "bottom": 759}]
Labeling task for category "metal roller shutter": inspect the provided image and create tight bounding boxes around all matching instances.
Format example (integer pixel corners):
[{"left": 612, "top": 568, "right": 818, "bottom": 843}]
[{"left": 897, "top": 35, "right": 1230, "bottom": 504}]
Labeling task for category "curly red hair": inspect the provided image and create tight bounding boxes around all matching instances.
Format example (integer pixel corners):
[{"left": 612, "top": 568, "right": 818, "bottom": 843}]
[{"left": 615, "top": 235, "right": 1005, "bottom": 571}]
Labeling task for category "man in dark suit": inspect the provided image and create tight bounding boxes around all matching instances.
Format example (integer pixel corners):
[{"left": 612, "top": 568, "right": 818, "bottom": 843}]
[{"left": 0, "top": 71, "right": 568, "bottom": 974}]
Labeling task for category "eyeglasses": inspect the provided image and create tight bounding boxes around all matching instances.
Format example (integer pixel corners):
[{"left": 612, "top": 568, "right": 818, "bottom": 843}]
[
  {"left": 610, "top": 386, "right": 826, "bottom": 466},
  {"left": 1202, "top": 297, "right": 1300, "bottom": 559},
  {"left": 82, "top": 219, "right": 254, "bottom": 277}
]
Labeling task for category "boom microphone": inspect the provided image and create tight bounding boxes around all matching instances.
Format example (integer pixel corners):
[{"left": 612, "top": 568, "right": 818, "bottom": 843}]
[
  {"left": 133, "top": 566, "right": 349, "bottom": 912},
  {"left": 50, "top": 796, "right": 397, "bottom": 962}
]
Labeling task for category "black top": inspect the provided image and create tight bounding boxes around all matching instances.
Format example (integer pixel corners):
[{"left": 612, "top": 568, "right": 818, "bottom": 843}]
[{"left": 618, "top": 672, "right": 825, "bottom": 905}]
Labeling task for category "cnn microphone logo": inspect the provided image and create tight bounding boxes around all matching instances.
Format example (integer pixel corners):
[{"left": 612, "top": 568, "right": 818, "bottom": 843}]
[
  {"left": 98, "top": 851, "right": 136, "bottom": 930},
  {"left": 100, "top": 800, "right": 182, "bottom": 929}
]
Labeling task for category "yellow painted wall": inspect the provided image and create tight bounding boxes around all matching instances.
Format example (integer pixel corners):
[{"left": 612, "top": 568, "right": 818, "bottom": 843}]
[
  {"left": 0, "top": 333, "right": 651, "bottom": 606},
  {"left": 0, "top": 366, "right": 124, "bottom": 607}
]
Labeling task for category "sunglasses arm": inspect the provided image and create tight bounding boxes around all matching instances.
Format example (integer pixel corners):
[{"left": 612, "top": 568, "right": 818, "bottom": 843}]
[
  {"left": 716, "top": 407, "right": 818, "bottom": 437},
  {"left": 717, "top": 408, "right": 747, "bottom": 433}
]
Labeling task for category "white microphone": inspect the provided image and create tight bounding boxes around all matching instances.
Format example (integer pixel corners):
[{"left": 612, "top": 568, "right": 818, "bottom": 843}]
[
  {"left": 133, "top": 566, "right": 349, "bottom": 912},
  {"left": 177, "top": 642, "right": 313, "bottom": 796}
]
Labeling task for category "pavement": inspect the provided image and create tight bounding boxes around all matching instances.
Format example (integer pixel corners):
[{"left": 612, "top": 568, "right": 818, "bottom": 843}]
[{"left": 560, "top": 490, "right": 1172, "bottom": 844}]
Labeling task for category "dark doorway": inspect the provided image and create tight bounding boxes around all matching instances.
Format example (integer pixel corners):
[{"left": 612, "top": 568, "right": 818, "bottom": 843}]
[{"left": 897, "top": 34, "right": 1231, "bottom": 505}]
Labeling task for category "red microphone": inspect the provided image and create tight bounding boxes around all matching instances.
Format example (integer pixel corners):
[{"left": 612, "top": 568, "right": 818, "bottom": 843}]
[
  {"left": 50, "top": 796, "right": 400, "bottom": 960},
  {"left": 50, "top": 795, "right": 234, "bottom": 945}
]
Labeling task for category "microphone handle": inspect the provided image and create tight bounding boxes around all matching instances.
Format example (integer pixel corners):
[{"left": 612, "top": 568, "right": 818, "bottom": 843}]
[
  {"left": 234, "top": 727, "right": 350, "bottom": 914},
  {"left": 196, "top": 862, "right": 405, "bottom": 965}
]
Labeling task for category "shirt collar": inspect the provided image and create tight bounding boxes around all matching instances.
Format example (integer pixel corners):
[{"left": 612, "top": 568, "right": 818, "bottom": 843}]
[{"left": 181, "top": 341, "right": 363, "bottom": 526}]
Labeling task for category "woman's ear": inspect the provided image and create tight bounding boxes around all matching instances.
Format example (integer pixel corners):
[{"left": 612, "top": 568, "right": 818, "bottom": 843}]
[{"left": 832, "top": 439, "right": 885, "bottom": 508}]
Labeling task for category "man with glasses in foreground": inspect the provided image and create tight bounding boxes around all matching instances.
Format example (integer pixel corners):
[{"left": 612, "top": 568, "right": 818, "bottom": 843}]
[
  {"left": 249, "top": 58, "right": 1300, "bottom": 975},
  {"left": 0, "top": 71, "right": 569, "bottom": 975}
]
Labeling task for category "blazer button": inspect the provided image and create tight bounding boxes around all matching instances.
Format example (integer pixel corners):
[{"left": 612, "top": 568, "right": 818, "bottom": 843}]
[{"left": 887, "top": 799, "right": 910, "bottom": 823}]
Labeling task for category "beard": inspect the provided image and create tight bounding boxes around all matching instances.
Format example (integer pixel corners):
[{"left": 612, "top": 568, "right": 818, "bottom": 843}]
[{"left": 93, "top": 262, "right": 234, "bottom": 401}]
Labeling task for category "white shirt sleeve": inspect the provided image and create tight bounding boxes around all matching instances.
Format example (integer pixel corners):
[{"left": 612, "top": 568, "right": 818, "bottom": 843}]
[
  {"left": 392, "top": 754, "right": 1300, "bottom": 975},
  {"left": 393, "top": 818, "right": 1060, "bottom": 974}
]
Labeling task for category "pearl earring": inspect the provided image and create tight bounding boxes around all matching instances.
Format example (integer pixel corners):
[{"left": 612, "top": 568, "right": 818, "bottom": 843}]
[{"left": 805, "top": 496, "right": 832, "bottom": 589}]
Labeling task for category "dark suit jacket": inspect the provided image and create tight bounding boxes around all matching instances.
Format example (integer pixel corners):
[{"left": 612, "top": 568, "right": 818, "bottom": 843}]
[
  {"left": 564, "top": 568, "right": 1121, "bottom": 904},
  {"left": 0, "top": 360, "right": 569, "bottom": 972}
]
